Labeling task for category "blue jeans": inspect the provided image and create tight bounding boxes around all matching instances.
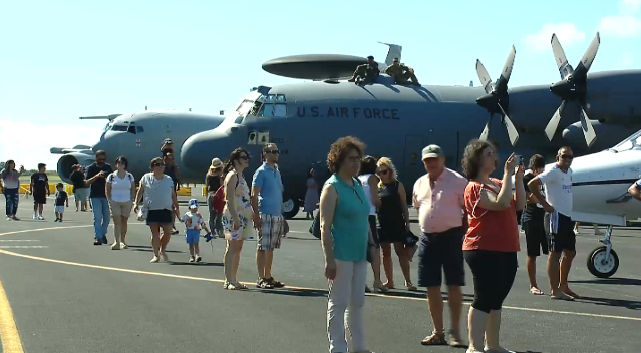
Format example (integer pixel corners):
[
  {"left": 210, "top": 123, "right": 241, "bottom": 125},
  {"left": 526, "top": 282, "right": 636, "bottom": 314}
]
[
  {"left": 3, "top": 188, "right": 19, "bottom": 216},
  {"left": 90, "top": 197, "right": 110, "bottom": 240}
]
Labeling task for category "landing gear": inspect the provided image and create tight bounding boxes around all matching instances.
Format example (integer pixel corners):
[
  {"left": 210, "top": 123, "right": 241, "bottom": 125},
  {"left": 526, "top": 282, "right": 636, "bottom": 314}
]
[
  {"left": 587, "top": 225, "right": 620, "bottom": 278},
  {"left": 282, "top": 198, "right": 300, "bottom": 219}
]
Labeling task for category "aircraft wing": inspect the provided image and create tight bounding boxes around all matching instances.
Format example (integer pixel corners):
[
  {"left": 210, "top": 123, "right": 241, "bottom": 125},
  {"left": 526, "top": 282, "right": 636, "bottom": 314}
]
[{"left": 79, "top": 114, "right": 122, "bottom": 121}]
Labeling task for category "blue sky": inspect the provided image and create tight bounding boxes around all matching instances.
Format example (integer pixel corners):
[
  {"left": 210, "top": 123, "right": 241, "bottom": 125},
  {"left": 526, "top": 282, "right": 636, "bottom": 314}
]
[{"left": 1, "top": 0, "right": 640, "bottom": 169}]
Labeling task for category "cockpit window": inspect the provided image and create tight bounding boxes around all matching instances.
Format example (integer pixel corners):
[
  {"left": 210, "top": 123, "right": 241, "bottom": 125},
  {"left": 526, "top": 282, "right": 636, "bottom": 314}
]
[
  {"left": 259, "top": 103, "right": 287, "bottom": 118},
  {"left": 128, "top": 126, "right": 136, "bottom": 134},
  {"left": 111, "top": 124, "right": 128, "bottom": 132},
  {"left": 611, "top": 129, "right": 641, "bottom": 152},
  {"left": 137, "top": 126, "right": 144, "bottom": 133}
]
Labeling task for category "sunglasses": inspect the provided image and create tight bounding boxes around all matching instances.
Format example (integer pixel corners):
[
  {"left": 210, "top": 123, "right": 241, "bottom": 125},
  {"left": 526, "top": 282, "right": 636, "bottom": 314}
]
[
  {"left": 239, "top": 155, "right": 250, "bottom": 161},
  {"left": 559, "top": 154, "right": 574, "bottom": 160},
  {"left": 265, "top": 150, "right": 279, "bottom": 154},
  {"left": 96, "top": 159, "right": 105, "bottom": 162},
  {"left": 377, "top": 168, "right": 389, "bottom": 175},
  {"left": 152, "top": 163, "right": 165, "bottom": 167}
]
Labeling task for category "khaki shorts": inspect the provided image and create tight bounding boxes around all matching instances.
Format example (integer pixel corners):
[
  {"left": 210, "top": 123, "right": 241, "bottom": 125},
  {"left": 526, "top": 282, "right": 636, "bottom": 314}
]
[{"left": 109, "top": 200, "right": 133, "bottom": 218}]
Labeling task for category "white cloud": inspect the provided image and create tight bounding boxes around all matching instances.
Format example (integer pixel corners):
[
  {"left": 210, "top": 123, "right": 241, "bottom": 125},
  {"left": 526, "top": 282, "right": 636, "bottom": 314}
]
[
  {"left": 524, "top": 23, "right": 586, "bottom": 52},
  {"left": 598, "top": 15, "right": 641, "bottom": 37},
  {"left": 598, "top": 0, "right": 641, "bottom": 37},
  {"left": 0, "top": 120, "right": 101, "bottom": 170},
  {"left": 622, "top": 51, "right": 634, "bottom": 67},
  {"left": 619, "top": 0, "right": 641, "bottom": 14}
]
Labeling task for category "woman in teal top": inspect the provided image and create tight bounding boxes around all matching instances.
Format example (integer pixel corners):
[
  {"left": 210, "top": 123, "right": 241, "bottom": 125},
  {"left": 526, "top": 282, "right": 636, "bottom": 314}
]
[{"left": 320, "top": 136, "right": 376, "bottom": 353}]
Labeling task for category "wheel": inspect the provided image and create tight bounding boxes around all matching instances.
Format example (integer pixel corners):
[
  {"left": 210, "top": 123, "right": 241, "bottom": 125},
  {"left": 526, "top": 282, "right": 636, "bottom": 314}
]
[
  {"left": 586, "top": 246, "right": 619, "bottom": 278},
  {"left": 282, "top": 198, "right": 300, "bottom": 219}
]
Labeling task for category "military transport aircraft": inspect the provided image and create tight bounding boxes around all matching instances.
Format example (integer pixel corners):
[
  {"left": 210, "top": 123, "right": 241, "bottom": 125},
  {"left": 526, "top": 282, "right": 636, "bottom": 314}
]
[
  {"left": 179, "top": 34, "right": 641, "bottom": 219},
  {"left": 51, "top": 109, "right": 225, "bottom": 184}
]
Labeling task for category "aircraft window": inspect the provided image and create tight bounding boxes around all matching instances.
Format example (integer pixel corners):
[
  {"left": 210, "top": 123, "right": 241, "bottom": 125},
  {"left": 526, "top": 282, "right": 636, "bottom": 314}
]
[
  {"left": 259, "top": 103, "right": 287, "bottom": 118},
  {"left": 266, "top": 94, "right": 275, "bottom": 102},
  {"left": 137, "top": 126, "right": 144, "bottom": 133},
  {"left": 111, "top": 124, "right": 128, "bottom": 132},
  {"left": 276, "top": 94, "right": 286, "bottom": 102},
  {"left": 234, "top": 114, "right": 244, "bottom": 124},
  {"left": 274, "top": 103, "right": 286, "bottom": 117},
  {"left": 127, "top": 126, "right": 136, "bottom": 134},
  {"left": 611, "top": 129, "right": 641, "bottom": 151}
]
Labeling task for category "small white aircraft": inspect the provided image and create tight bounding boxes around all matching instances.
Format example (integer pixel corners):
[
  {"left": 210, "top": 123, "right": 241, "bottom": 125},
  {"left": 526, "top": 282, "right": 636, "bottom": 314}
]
[{"left": 518, "top": 129, "right": 641, "bottom": 278}]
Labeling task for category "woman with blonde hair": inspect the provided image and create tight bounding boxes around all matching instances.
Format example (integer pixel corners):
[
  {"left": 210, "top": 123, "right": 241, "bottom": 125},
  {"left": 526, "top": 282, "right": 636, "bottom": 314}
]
[{"left": 376, "top": 157, "right": 415, "bottom": 291}]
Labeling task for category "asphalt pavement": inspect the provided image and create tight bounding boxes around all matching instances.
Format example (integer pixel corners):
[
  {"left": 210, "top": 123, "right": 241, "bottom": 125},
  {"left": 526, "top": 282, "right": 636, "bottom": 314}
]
[{"left": 0, "top": 197, "right": 640, "bottom": 353}]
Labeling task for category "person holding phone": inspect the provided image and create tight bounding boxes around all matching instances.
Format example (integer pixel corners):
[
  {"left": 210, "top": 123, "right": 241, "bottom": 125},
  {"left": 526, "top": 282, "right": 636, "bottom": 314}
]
[
  {"left": 1, "top": 160, "right": 24, "bottom": 221},
  {"left": 85, "top": 150, "right": 114, "bottom": 245}
]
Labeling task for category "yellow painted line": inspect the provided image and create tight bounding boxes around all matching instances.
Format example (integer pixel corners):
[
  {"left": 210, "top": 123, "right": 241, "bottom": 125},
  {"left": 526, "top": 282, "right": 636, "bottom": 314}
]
[
  {"left": 0, "top": 279, "right": 24, "bottom": 353},
  {"left": 1, "top": 227, "right": 641, "bottom": 323}
]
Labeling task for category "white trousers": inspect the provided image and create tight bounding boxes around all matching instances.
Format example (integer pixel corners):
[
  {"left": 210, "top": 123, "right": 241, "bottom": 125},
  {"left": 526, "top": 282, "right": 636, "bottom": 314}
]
[{"left": 327, "top": 259, "right": 368, "bottom": 353}]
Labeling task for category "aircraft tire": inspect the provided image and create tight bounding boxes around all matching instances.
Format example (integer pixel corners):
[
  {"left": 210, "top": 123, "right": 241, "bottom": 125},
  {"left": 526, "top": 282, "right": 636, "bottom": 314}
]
[
  {"left": 282, "top": 198, "right": 300, "bottom": 219},
  {"left": 586, "top": 246, "right": 619, "bottom": 278}
]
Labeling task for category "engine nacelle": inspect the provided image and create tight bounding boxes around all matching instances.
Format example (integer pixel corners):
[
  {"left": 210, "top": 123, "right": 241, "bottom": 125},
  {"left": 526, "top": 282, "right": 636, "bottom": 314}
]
[
  {"left": 562, "top": 121, "right": 641, "bottom": 151},
  {"left": 56, "top": 153, "right": 94, "bottom": 184}
]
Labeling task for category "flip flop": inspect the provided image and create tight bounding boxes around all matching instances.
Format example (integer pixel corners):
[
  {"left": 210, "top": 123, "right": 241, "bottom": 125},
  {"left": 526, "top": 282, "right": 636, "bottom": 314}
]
[
  {"left": 550, "top": 293, "right": 574, "bottom": 301},
  {"left": 530, "top": 287, "right": 544, "bottom": 295}
]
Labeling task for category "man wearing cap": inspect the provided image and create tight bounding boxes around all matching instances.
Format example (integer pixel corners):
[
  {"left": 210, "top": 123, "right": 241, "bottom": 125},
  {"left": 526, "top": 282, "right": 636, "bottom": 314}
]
[
  {"left": 412, "top": 144, "right": 468, "bottom": 347},
  {"left": 348, "top": 55, "right": 380, "bottom": 85},
  {"left": 251, "top": 143, "right": 286, "bottom": 289}
]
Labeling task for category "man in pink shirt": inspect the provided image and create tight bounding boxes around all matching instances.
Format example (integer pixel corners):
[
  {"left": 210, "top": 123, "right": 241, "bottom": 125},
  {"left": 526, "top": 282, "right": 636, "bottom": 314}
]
[{"left": 413, "top": 144, "right": 468, "bottom": 347}]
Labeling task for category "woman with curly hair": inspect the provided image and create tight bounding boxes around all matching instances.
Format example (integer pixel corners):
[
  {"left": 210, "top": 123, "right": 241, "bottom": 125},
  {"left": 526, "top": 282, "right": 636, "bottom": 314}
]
[
  {"left": 460, "top": 139, "right": 525, "bottom": 353},
  {"left": 320, "top": 136, "right": 376, "bottom": 353},
  {"left": 221, "top": 147, "right": 253, "bottom": 290}
]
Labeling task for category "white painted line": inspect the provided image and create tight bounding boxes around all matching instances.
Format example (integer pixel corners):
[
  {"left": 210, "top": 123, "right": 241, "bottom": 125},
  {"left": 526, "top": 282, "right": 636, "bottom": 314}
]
[
  {"left": 0, "top": 246, "right": 48, "bottom": 249},
  {"left": 0, "top": 240, "right": 40, "bottom": 242}
]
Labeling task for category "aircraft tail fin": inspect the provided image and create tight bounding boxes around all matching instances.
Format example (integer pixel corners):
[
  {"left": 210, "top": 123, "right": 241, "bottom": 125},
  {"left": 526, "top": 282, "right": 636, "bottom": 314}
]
[{"left": 377, "top": 42, "right": 402, "bottom": 70}]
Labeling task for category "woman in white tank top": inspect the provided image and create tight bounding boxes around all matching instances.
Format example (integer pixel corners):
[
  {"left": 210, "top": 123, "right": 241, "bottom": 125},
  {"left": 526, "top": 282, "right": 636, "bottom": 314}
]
[
  {"left": 106, "top": 156, "right": 136, "bottom": 250},
  {"left": 358, "top": 156, "right": 388, "bottom": 292}
]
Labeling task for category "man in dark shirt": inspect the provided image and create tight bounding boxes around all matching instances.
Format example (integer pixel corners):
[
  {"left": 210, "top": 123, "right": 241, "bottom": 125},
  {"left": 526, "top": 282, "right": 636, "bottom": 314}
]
[
  {"left": 30, "top": 163, "right": 49, "bottom": 220},
  {"left": 348, "top": 55, "right": 380, "bottom": 85},
  {"left": 522, "top": 154, "right": 548, "bottom": 295},
  {"left": 70, "top": 164, "right": 89, "bottom": 211},
  {"left": 85, "top": 150, "right": 114, "bottom": 245}
]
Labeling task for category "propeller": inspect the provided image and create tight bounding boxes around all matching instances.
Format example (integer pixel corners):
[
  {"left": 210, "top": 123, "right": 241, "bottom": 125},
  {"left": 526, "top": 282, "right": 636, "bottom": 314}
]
[
  {"left": 545, "top": 32, "right": 600, "bottom": 148},
  {"left": 474, "top": 45, "right": 519, "bottom": 146}
]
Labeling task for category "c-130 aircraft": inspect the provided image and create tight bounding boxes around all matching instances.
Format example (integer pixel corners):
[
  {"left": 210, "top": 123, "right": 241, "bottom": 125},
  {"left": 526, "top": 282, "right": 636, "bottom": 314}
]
[{"left": 180, "top": 34, "right": 641, "bottom": 219}]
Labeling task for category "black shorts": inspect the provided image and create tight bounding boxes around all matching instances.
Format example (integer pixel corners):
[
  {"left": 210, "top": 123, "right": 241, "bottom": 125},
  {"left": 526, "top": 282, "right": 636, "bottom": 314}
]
[
  {"left": 368, "top": 215, "right": 380, "bottom": 247},
  {"left": 523, "top": 218, "right": 549, "bottom": 257},
  {"left": 545, "top": 211, "right": 576, "bottom": 253},
  {"left": 146, "top": 209, "right": 173, "bottom": 226},
  {"left": 417, "top": 227, "right": 465, "bottom": 288},
  {"left": 33, "top": 191, "right": 47, "bottom": 205},
  {"left": 378, "top": 218, "right": 406, "bottom": 244}
]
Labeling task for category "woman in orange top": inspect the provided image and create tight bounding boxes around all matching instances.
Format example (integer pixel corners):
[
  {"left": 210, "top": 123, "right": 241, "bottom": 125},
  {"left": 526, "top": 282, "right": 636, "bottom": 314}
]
[{"left": 461, "top": 139, "right": 525, "bottom": 353}]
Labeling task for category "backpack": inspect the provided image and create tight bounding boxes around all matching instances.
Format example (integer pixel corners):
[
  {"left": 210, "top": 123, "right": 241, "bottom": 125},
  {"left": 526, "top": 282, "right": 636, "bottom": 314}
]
[{"left": 212, "top": 175, "right": 239, "bottom": 214}]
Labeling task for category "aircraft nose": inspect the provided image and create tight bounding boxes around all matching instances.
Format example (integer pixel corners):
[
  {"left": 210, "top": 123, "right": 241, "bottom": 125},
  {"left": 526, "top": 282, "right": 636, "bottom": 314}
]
[{"left": 181, "top": 129, "right": 229, "bottom": 172}]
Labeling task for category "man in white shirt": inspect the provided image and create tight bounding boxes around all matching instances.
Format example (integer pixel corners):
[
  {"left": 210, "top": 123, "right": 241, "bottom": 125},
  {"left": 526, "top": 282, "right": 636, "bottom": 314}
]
[{"left": 528, "top": 146, "right": 577, "bottom": 301}]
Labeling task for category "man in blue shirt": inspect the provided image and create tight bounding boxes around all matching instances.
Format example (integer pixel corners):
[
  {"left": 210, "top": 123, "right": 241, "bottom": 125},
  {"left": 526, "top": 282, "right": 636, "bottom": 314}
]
[{"left": 251, "top": 143, "right": 285, "bottom": 289}]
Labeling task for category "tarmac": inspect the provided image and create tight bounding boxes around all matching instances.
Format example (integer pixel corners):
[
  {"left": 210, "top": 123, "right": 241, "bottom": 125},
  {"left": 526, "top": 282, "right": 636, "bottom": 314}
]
[{"left": 0, "top": 196, "right": 640, "bottom": 353}]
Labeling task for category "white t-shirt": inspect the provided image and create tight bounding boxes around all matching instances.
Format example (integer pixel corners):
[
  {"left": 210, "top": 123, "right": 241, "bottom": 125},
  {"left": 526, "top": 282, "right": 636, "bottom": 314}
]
[
  {"left": 357, "top": 174, "right": 376, "bottom": 215},
  {"left": 140, "top": 173, "right": 174, "bottom": 211},
  {"left": 537, "top": 164, "right": 573, "bottom": 217},
  {"left": 182, "top": 211, "right": 204, "bottom": 230},
  {"left": 107, "top": 172, "right": 134, "bottom": 202}
]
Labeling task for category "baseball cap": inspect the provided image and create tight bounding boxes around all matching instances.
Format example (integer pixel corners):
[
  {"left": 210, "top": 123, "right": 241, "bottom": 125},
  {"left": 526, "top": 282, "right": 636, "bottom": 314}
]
[
  {"left": 188, "top": 199, "right": 199, "bottom": 209},
  {"left": 421, "top": 144, "right": 444, "bottom": 160}
]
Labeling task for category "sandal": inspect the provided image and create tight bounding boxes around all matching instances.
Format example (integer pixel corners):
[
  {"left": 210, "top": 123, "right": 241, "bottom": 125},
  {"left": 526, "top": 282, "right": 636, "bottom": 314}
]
[
  {"left": 266, "top": 277, "right": 284, "bottom": 288},
  {"left": 405, "top": 281, "right": 417, "bottom": 291},
  {"left": 421, "top": 331, "right": 447, "bottom": 346},
  {"left": 257, "top": 278, "right": 274, "bottom": 289},
  {"left": 529, "top": 287, "right": 544, "bottom": 295}
]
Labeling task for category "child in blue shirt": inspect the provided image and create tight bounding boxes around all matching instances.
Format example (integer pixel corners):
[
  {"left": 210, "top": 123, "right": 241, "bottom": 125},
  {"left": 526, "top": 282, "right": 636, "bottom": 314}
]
[{"left": 181, "top": 199, "right": 211, "bottom": 262}]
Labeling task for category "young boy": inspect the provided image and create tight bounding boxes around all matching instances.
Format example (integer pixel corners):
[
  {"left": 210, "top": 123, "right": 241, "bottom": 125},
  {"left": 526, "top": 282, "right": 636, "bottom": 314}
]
[
  {"left": 54, "top": 183, "right": 69, "bottom": 222},
  {"left": 30, "top": 163, "right": 50, "bottom": 220},
  {"left": 181, "top": 199, "right": 211, "bottom": 262}
]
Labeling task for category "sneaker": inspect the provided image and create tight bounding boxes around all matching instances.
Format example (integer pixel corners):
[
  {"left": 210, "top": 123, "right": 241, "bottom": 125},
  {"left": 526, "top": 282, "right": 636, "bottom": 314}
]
[
  {"left": 189, "top": 256, "right": 195, "bottom": 262},
  {"left": 150, "top": 256, "right": 159, "bottom": 263},
  {"left": 38, "top": 215, "right": 44, "bottom": 220},
  {"left": 11, "top": 216, "right": 19, "bottom": 221},
  {"left": 110, "top": 242, "right": 120, "bottom": 250},
  {"left": 6, "top": 217, "right": 11, "bottom": 221},
  {"left": 93, "top": 239, "right": 102, "bottom": 246},
  {"left": 195, "top": 255, "right": 202, "bottom": 262}
]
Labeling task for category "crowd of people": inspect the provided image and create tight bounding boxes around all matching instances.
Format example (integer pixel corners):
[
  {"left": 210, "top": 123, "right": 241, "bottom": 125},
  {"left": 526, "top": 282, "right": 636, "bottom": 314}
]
[{"left": 0, "top": 134, "right": 598, "bottom": 353}]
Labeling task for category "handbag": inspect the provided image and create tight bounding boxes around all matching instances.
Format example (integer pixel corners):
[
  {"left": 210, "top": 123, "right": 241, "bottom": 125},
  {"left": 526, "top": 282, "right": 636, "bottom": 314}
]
[{"left": 309, "top": 208, "right": 321, "bottom": 239}]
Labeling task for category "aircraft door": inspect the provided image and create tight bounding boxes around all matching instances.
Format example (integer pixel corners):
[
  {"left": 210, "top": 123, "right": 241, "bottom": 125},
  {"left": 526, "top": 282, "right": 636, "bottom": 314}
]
[{"left": 403, "top": 135, "right": 424, "bottom": 186}]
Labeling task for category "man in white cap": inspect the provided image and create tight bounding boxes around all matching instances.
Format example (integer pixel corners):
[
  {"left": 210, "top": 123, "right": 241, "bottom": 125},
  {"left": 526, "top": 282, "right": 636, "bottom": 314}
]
[{"left": 413, "top": 144, "right": 468, "bottom": 347}]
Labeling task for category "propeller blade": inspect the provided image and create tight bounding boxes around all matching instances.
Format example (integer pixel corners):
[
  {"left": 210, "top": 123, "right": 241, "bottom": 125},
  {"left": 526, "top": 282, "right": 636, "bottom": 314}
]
[
  {"left": 545, "top": 100, "right": 567, "bottom": 141},
  {"left": 551, "top": 33, "right": 573, "bottom": 80},
  {"left": 578, "top": 103, "right": 597, "bottom": 148},
  {"left": 579, "top": 32, "right": 600, "bottom": 73},
  {"left": 496, "top": 45, "right": 516, "bottom": 91},
  {"left": 479, "top": 115, "right": 493, "bottom": 141},
  {"left": 475, "top": 59, "right": 495, "bottom": 94},
  {"left": 497, "top": 103, "right": 519, "bottom": 146}
]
